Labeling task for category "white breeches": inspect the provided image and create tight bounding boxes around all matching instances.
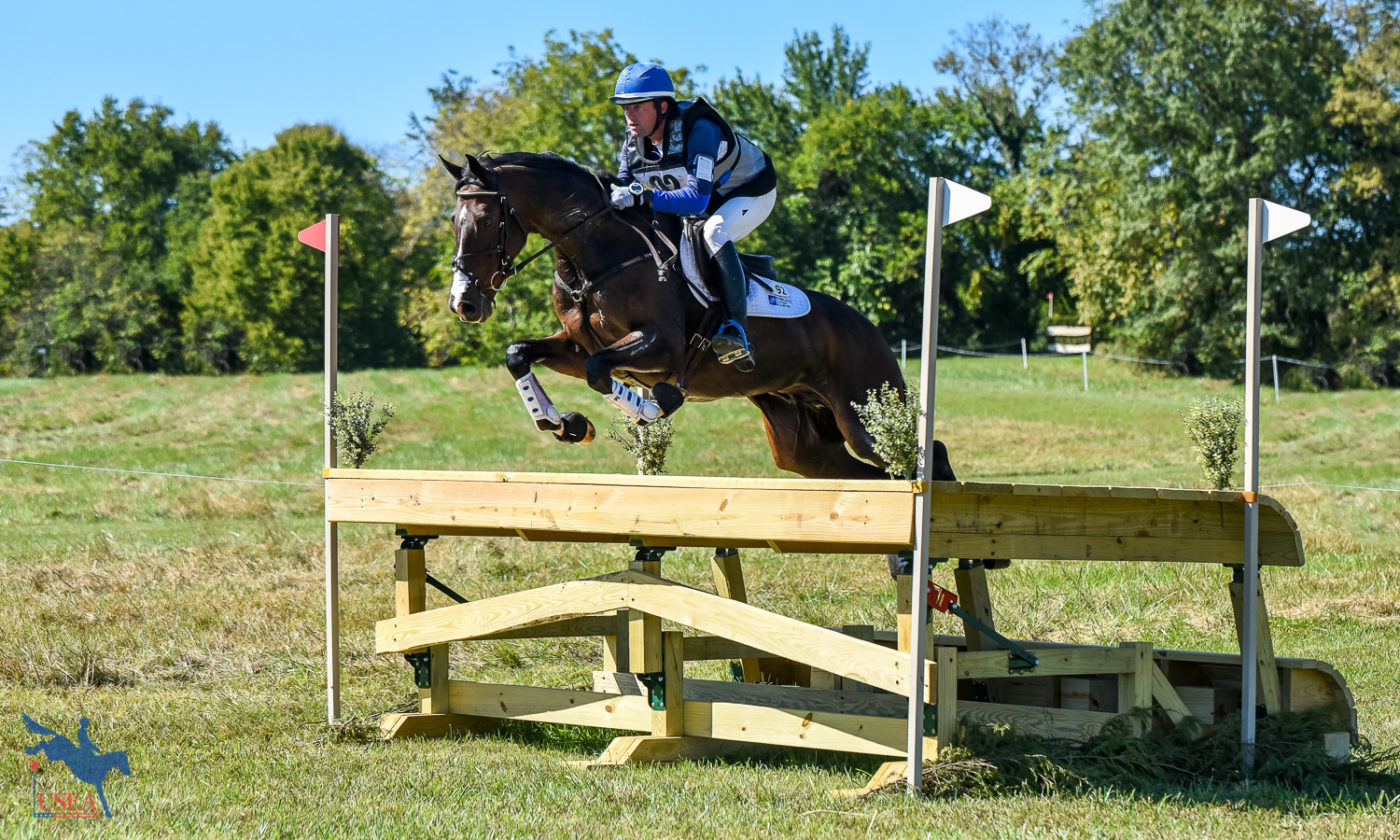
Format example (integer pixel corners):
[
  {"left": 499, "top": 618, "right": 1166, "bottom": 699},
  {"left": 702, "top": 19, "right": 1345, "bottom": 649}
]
[{"left": 700, "top": 188, "right": 776, "bottom": 255}]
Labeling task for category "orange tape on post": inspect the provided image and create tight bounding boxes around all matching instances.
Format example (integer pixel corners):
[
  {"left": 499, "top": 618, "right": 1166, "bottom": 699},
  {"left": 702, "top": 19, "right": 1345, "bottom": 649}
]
[{"left": 1242, "top": 491, "right": 1258, "bottom": 503}]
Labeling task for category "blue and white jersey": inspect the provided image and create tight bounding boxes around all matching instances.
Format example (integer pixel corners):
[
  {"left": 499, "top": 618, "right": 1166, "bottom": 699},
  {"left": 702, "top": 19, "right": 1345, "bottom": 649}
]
[{"left": 618, "top": 97, "right": 775, "bottom": 216}]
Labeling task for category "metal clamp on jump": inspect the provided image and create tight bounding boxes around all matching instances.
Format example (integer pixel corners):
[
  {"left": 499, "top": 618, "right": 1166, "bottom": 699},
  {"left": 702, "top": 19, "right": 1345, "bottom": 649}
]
[{"left": 927, "top": 582, "right": 1040, "bottom": 672}]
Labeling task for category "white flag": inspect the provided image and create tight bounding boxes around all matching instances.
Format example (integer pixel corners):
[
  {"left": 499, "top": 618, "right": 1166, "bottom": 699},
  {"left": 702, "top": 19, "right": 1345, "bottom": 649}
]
[
  {"left": 1262, "top": 200, "right": 1310, "bottom": 243},
  {"left": 941, "top": 180, "right": 992, "bottom": 226}
]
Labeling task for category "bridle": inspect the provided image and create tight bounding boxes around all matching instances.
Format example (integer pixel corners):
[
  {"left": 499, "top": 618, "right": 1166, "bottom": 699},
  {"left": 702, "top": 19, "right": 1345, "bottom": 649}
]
[
  {"left": 450, "top": 171, "right": 682, "bottom": 304},
  {"left": 450, "top": 189, "right": 550, "bottom": 292}
]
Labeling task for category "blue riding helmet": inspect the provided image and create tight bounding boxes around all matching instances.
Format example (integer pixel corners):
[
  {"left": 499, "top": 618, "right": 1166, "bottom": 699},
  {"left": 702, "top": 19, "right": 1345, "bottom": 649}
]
[{"left": 609, "top": 63, "right": 675, "bottom": 104}]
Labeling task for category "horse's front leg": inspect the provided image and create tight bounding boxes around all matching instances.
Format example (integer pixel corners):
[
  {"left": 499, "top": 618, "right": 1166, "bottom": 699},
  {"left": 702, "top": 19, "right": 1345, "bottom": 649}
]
[
  {"left": 583, "top": 328, "right": 687, "bottom": 424},
  {"left": 505, "top": 333, "right": 596, "bottom": 444}
]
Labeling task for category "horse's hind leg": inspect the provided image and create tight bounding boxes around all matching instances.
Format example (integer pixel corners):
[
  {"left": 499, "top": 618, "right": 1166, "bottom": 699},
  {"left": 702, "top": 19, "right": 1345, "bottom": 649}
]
[
  {"left": 751, "top": 395, "right": 887, "bottom": 479},
  {"left": 828, "top": 390, "right": 958, "bottom": 481}
]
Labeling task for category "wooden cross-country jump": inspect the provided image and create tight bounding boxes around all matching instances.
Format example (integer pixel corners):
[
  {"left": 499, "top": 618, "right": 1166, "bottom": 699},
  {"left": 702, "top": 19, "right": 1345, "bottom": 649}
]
[
  {"left": 314, "top": 180, "right": 1351, "bottom": 793},
  {"left": 323, "top": 468, "right": 1354, "bottom": 791}
]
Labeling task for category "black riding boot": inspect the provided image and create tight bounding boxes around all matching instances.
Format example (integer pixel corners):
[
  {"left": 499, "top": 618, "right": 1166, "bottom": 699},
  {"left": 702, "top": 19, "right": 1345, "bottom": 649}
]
[{"left": 709, "top": 241, "right": 755, "bottom": 372}]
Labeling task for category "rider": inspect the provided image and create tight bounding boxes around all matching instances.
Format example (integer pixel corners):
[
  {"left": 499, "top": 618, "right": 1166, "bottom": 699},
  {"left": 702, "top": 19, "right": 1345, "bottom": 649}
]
[
  {"left": 77, "top": 718, "right": 98, "bottom": 755},
  {"left": 607, "top": 62, "right": 777, "bottom": 371}
]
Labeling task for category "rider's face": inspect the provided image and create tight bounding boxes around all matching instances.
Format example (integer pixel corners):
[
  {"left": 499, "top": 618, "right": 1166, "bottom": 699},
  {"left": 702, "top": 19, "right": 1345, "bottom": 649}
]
[{"left": 622, "top": 101, "right": 665, "bottom": 140}]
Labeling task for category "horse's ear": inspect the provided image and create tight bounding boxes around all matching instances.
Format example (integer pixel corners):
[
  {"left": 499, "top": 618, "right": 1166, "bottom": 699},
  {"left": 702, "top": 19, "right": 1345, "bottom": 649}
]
[
  {"left": 465, "top": 154, "right": 492, "bottom": 184},
  {"left": 439, "top": 154, "right": 464, "bottom": 181}
]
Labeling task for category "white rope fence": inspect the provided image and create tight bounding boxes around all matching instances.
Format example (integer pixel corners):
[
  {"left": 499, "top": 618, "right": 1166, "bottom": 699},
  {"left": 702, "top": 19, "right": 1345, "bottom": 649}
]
[{"left": 895, "top": 339, "right": 1339, "bottom": 400}]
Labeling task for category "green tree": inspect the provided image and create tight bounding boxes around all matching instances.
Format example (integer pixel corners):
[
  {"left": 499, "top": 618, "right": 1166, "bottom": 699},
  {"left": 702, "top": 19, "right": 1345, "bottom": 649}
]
[
  {"left": 934, "top": 18, "right": 1063, "bottom": 347},
  {"left": 6, "top": 98, "right": 233, "bottom": 373},
  {"left": 1326, "top": 10, "right": 1400, "bottom": 384},
  {"left": 180, "top": 124, "right": 416, "bottom": 372},
  {"left": 1055, "top": 0, "right": 1348, "bottom": 374}
]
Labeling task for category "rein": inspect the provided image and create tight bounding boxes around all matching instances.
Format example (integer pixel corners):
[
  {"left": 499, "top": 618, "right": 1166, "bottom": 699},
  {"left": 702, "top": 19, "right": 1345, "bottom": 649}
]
[{"left": 453, "top": 170, "right": 682, "bottom": 299}]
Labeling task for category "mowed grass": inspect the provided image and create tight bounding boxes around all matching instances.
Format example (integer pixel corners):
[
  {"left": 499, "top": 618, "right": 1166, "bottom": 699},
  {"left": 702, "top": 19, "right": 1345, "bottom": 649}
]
[{"left": 1, "top": 356, "right": 1397, "bottom": 838}]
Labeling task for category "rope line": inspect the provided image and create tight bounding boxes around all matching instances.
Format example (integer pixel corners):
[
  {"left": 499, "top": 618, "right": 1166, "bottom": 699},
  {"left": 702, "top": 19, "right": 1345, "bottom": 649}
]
[{"left": 0, "top": 458, "right": 322, "bottom": 488}]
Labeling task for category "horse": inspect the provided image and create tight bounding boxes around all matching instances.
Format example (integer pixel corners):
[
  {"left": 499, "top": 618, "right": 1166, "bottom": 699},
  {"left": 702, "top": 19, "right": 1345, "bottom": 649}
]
[
  {"left": 441, "top": 151, "right": 955, "bottom": 482},
  {"left": 23, "top": 715, "right": 130, "bottom": 818}
]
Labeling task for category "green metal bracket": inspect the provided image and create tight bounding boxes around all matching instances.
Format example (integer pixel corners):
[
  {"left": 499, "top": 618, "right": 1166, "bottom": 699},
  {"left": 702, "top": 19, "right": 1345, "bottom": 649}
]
[
  {"left": 729, "top": 661, "right": 745, "bottom": 682},
  {"left": 923, "top": 703, "right": 937, "bottom": 737},
  {"left": 637, "top": 672, "right": 666, "bottom": 710},
  {"left": 403, "top": 652, "right": 432, "bottom": 689}
]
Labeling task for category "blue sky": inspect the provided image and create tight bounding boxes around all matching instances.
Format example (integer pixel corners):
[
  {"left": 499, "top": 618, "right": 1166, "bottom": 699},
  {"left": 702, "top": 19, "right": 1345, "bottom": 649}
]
[{"left": 3, "top": 0, "right": 1093, "bottom": 177}]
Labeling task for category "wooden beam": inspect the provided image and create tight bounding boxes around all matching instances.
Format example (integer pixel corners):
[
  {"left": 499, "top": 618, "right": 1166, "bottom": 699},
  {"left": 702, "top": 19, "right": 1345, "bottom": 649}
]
[
  {"left": 444, "top": 680, "right": 906, "bottom": 756},
  {"left": 619, "top": 571, "right": 911, "bottom": 696},
  {"left": 376, "top": 575, "right": 630, "bottom": 653},
  {"left": 1230, "top": 579, "right": 1283, "bottom": 714},
  {"left": 594, "top": 672, "right": 908, "bottom": 718},
  {"left": 956, "top": 646, "right": 1135, "bottom": 680},
  {"left": 710, "top": 550, "right": 761, "bottom": 683},
  {"left": 328, "top": 471, "right": 1303, "bottom": 566},
  {"left": 395, "top": 544, "right": 448, "bottom": 713}
]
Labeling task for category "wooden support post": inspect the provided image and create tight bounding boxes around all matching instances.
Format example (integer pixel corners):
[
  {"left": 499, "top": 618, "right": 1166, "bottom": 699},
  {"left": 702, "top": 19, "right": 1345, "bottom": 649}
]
[
  {"left": 953, "top": 561, "right": 998, "bottom": 651},
  {"left": 1230, "top": 575, "right": 1282, "bottom": 714},
  {"left": 601, "top": 614, "right": 628, "bottom": 672},
  {"left": 628, "top": 552, "right": 663, "bottom": 675},
  {"left": 709, "top": 548, "right": 761, "bottom": 682},
  {"left": 653, "top": 630, "right": 685, "bottom": 737},
  {"left": 896, "top": 574, "right": 913, "bottom": 653},
  {"left": 935, "top": 645, "right": 958, "bottom": 756},
  {"left": 395, "top": 539, "right": 448, "bottom": 714},
  {"left": 1117, "top": 642, "right": 1154, "bottom": 734}
]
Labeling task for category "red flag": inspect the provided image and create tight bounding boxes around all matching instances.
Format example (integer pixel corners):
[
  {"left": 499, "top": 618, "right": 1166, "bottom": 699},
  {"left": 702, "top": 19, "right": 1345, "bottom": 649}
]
[{"left": 298, "top": 219, "right": 328, "bottom": 252}]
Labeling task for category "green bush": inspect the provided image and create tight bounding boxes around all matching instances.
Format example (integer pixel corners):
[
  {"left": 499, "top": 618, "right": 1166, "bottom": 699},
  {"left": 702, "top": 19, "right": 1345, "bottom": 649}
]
[
  {"left": 851, "top": 381, "right": 920, "bottom": 479},
  {"left": 1181, "top": 396, "right": 1244, "bottom": 490},
  {"left": 327, "top": 389, "right": 395, "bottom": 468}
]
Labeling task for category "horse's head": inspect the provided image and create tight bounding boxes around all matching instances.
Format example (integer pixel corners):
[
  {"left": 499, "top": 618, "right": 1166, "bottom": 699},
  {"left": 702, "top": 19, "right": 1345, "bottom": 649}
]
[{"left": 441, "top": 154, "right": 527, "bottom": 323}]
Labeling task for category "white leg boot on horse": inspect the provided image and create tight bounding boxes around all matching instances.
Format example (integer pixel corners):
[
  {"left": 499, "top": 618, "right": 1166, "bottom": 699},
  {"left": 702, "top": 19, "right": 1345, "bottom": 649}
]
[{"left": 709, "top": 242, "right": 756, "bottom": 373}]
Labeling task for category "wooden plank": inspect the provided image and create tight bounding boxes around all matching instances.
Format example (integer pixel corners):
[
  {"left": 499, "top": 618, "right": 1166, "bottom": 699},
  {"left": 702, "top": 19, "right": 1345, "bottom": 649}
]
[
  {"left": 957, "top": 700, "right": 1117, "bottom": 742},
  {"left": 1118, "top": 642, "right": 1154, "bottom": 726},
  {"left": 594, "top": 672, "right": 908, "bottom": 718},
  {"left": 953, "top": 564, "right": 998, "bottom": 651},
  {"left": 1230, "top": 580, "right": 1283, "bottom": 713},
  {"left": 474, "top": 614, "right": 622, "bottom": 641},
  {"left": 653, "top": 631, "right": 685, "bottom": 736},
  {"left": 327, "top": 468, "right": 909, "bottom": 493},
  {"left": 935, "top": 647, "right": 957, "bottom": 756},
  {"left": 681, "top": 635, "right": 774, "bottom": 661},
  {"left": 379, "top": 712, "right": 497, "bottom": 740},
  {"left": 582, "top": 735, "right": 737, "bottom": 766},
  {"left": 328, "top": 473, "right": 914, "bottom": 552},
  {"left": 328, "top": 472, "right": 1302, "bottom": 566},
  {"left": 628, "top": 559, "right": 662, "bottom": 675},
  {"left": 620, "top": 571, "right": 911, "bottom": 697},
  {"left": 395, "top": 545, "right": 448, "bottom": 713},
  {"left": 956, "top": 646, "right": 1133, "bottom": 680},
  {"left": 709, "top": 551, "right": 761, "bottom": 683},
  {"left": 376, "top": 576, "right": 631, "bottom": 653},
  {"left": 445, "top": 680, "right": 906, "bottom": 757},
  {"left": 1151, "top": 663, "right": 1193, "bottom": 725}
]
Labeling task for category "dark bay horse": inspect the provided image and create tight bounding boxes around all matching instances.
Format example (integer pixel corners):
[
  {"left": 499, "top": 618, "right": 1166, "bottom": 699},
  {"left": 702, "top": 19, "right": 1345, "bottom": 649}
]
[{"left": 442, "top": 151, "right": 955, "bottom": 481}]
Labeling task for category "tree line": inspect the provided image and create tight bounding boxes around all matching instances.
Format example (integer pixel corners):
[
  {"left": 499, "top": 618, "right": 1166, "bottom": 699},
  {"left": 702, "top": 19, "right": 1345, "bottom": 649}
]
[{"left": 1, "top": 0, "right": 1396, "bottom": 385}]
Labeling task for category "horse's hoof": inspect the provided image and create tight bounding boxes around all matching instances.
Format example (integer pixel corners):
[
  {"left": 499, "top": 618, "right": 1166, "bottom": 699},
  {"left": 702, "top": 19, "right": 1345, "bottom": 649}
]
[
  {"left": 534, "top": 417, "right": 564, "bottom": 432},
  {"left": 553, "top": 412, "right": 595, "bottom": 445},
  {"left": 651, "top": 382, "right": 686, "bottom": 417}
]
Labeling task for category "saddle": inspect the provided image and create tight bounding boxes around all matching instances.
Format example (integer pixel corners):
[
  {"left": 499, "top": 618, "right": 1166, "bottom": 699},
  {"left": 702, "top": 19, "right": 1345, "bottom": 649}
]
[{"left": 680, "top": 219, "right": 777, "bottom": 306}]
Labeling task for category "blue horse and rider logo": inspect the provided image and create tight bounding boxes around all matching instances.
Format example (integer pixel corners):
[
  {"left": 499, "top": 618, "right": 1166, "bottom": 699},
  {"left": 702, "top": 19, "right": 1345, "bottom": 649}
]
[{"left": 23, "top": 713, "right": 130, "bottom": 818}]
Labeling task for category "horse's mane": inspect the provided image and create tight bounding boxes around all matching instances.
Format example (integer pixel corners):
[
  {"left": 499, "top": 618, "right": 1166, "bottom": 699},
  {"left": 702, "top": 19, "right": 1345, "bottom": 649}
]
[{"left": 480, "top": 150, "right": 623, "bottom": 189}]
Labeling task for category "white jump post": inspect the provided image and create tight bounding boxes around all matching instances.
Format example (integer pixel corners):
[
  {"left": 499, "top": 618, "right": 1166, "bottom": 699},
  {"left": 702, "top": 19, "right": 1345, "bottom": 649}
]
[
  {"left": 299, "top": 214, "right": 341, "bottom": 723},
  {"left": 908, "top": 178, "right": 990, "bottom": 794},
  {"left": 1242, "top": 198, "right": 1308, "bottom": 769}
]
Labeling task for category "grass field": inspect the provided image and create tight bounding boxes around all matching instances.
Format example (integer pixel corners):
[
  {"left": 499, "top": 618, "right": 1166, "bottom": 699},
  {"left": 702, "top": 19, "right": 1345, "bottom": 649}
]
[{"left": 1, "top": 356, "right": 1397, "bottom": 838}]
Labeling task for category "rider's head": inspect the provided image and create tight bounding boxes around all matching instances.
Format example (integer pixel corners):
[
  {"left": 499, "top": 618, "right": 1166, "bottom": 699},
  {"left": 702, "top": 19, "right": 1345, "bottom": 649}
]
[
  {"left": 79, "top": 718, "right": 89, "bottom": 728},
  {"left": 610, "top": 63, "right": 676, "bottom": 141}
]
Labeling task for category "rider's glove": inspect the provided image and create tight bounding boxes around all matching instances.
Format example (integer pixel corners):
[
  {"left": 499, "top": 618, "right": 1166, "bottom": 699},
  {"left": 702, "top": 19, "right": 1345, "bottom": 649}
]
[
  {"left": 610, "top": 184, "right": 636, "bottom": 209},
  {"left": 610, "top": 182, "right": 652, "bottom": 209}
]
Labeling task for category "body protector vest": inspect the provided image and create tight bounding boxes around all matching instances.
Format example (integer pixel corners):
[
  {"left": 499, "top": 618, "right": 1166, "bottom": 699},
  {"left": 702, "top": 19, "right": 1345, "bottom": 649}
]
[{"left": 622, "top": 97, "right": 775, "bottom": 213}]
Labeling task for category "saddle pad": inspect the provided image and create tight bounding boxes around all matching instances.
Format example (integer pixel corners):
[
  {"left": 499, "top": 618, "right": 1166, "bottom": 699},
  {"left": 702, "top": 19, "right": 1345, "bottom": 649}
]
[{"left": 681, "top": 239, "right": 811, "bottom": 319}]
